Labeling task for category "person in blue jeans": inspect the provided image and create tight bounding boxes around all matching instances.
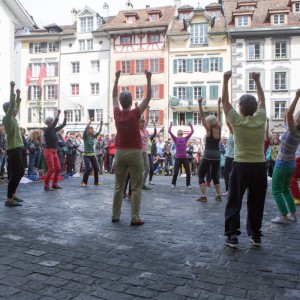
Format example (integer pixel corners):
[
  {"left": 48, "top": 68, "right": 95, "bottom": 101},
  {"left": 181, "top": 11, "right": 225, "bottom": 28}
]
[{"left": 27, "top": 129, "right": 43, "bottom": 180}]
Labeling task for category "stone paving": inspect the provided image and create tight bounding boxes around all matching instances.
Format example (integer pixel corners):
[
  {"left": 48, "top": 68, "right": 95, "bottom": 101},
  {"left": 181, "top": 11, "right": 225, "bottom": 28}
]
[{"left": 0, "top": 174, "right": 300, "bottom": 300}]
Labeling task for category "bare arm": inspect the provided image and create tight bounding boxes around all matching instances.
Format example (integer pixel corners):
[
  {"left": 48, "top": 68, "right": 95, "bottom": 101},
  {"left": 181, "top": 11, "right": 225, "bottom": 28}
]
[
  {"left": 222, "top": 71, "right": 233, "bottom": 116},
  {"left": 113, "top": 71, "right": 121, "bottom": 109},
  {"left": 217, "top": 97, "right": 222, "bottom": 125},
  {"left": 287, "top": 89, "right": 300, "bottom": 130},
  {"left": 15, "top": 88, "right": 21, "bottom": 114},
  {"left": 251, "top": 72, "right": 265, "bottom": 111},
  {"left": 138, "top": 71, "right": 152, "bottom": 114},
  {"left": 198, "top": 97, "right": 210, "bottom": 132}
]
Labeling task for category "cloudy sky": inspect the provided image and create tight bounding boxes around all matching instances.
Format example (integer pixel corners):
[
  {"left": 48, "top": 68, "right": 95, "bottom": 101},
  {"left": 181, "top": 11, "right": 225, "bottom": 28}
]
[{"left": 20, "top": 0, "right": 214, "bottom": 26}]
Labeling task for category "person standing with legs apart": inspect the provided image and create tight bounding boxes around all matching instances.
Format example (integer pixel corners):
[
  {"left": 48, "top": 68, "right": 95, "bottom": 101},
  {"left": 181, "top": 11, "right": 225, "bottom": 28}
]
[
  {"left": 197, "top": 97, "right": 222, "bottom": 202},
  {"left": 168, "top": 121, "right": 194, "bottom": 188},
  {"left": 112, "top": 70, "right": 152, "bottom": 226},
  {"left": 222, "top": 71, "right": 267, "bottom": 248},
  {"left": 2, "top": 82, "right": 24, "bottom": 206},
  {"left": 43, "top": 110, "right": 67, "bottom": 191},
  {"left": 81, "top": 120, "right": 102, "bottom": 187},
  {"left": 271, "top": 89, "right": 300, "bottom": 224}
]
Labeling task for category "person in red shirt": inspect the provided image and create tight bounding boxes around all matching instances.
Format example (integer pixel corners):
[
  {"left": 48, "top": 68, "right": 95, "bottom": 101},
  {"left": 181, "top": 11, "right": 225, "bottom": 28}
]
[
  {"left": 108, "top": 133, "right": 116, "bottom": 173},
  {"left": 112, "top": 70, "right": 152, "bottom": 226}
]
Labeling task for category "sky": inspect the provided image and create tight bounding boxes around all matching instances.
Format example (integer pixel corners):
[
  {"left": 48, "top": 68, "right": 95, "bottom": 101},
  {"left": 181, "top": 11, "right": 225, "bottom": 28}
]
[{"left": 20, "top": 0, "right": 214, "bottom": 27}]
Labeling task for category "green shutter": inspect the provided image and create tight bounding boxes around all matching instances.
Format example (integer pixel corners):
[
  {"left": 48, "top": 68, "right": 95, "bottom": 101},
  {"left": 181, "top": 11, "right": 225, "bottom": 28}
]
[
  {"left": 187, "top": 59, "right": 193, "bottom": 73},
  {"left": 187, "top": 86, "right": 193, "bottom": 102},
  {"left": 218, "top": 57, "right": 223, "bottom": 72},
  {"left": 210, "top": 85, "right": 218, "bottom": 100},
  {"left": 203, "top": 58, "right": 209, "bottom": 72},
  {"left": 173, "top": 112, "right": 178, "bottom": 126},
  {"left": 186, "top": 112, "right": 193, "bottom": 124},
  {"left": 201, "top": 86, "right": 206, "bottom": 100},
  {"left": 173, "top": 87, "right": 177, "bottom": 97},
  {"left": 173, "top": 59, "right": 177, "bottom": 74}
]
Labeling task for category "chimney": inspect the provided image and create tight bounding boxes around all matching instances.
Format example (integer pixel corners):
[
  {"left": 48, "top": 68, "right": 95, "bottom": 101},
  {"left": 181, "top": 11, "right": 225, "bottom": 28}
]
[
  {"left": 125, "top": 0, "right": 133, "bottom": 10},
  {"left": 146, "top": 5, "right": 150, "bottom": 8},
  {"left": 103, "top": 2, "right": 109, "bottom": 18},
  {"left": 71, "top": 8, "right": 78, "bottom": 23}
]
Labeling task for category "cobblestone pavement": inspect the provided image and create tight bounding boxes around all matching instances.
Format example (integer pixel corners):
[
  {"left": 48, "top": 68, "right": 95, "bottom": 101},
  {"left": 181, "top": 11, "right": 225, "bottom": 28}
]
[{"left": 0, "top": 174, "right": 299, "bottom": 300}]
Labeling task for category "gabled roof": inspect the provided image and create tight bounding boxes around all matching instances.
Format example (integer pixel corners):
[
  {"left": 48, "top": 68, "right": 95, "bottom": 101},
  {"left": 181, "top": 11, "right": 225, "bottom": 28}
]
[
  {"left": 178, "top": 5, "right": 194, "bottom": 11},
  {"left": 76, "top": 6, "right": 99, "bottom": 17}
]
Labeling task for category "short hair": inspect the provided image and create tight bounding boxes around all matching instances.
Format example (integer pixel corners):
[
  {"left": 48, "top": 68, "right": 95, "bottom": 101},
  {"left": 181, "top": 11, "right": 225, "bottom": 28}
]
[
  {"left": 45, "top": 116, "right": 53, "bottom": 125},
  {"left": 239, "top": 94, "right": 258, "bottom": 117},
  {"left": 2, "top": 102, "right": 10, "bottom": 113},
  {"left": 119, "top": 91, "right": 132, "bottom": 109},
  {"left": 177, "top": 129, "right": 183, "bottom": 136},
  {"left": 206, "top": 115, "right": 220, "bottom": 128}
]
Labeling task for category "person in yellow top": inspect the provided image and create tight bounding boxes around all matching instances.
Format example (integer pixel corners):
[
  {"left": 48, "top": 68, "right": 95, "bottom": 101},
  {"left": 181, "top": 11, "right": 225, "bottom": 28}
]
[
  {"left": 222, "top": 71, "right": 267, "bottom": 248},
  {"left": 2, "top": 82, "right": 24, "bottom": 207}
]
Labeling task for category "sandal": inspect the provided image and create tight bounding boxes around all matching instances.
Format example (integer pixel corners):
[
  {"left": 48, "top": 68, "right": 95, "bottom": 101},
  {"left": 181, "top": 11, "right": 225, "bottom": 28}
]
[
  {"left": 196, "top": 195, "right": 207, "bottom": 202},
  {"left": 215, "top": 194, "right": 222, "bottom": 201}
]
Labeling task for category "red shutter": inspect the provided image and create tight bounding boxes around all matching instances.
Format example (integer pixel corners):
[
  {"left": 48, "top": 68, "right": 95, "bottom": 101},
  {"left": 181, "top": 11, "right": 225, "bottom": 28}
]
[
  {"left": 129, "top": 85, "right": 135, "bottom": 99},
  {"left": 159, "top": 84, "right": 164, "bottom": 99},
  {"left": 116, "top": 60, "right": 121, "bottom": 71},
  {"left": 144, "top": 59, "right": 149, "bottom": 71},
  {"left": 159, "top": 58, "right": 164, "bottom": 73},
  {"left": 158, "top": 110, "right": 164, "bottom": 125},
  {"left": 130, "top": 60, "right": 135, "bottom": 74}
]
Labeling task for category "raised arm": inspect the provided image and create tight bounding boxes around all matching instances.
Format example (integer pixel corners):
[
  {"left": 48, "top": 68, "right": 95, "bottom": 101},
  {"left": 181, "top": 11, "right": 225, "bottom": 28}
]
[
  {"left": 138, "top": 71, "right": 152, "bottom": 114},
  {"left": 251, "top": 72, "right": 265, "bottom": 111},
  {"left": 287, "top": 88, "right": 300, "bottom": 130},
  {"left": 150, "top": 122, "right": 157, "bottom": 141},
  {"left": 54, "top": 110, "right": 67, "bottom": 132},
  {"left": 15, "top": 88, "right": 21, "bottom": 114},
  {"left": 217, "top": 97, "right": 222, "bottom": 125},
  {"left": 6, "top": 81, "right": 16, "bottom": 118},
  {"left": 113, "top": 71, "right": 121, "bottom": 109},
  {"left": 168, "top": 121, "right": 176, "bottom": 140},
  {"left": 198, "top": 97, "right": 210, "bottom": 132},
  {"left": 186, "top": 121, "right": 194, "bottom": 139},
  {"left": 222, "top": 71, "right": 233, "bottom": 116}
]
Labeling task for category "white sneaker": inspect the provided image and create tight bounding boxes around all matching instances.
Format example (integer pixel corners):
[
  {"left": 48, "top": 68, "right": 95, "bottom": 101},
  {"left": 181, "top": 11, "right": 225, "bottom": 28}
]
[
  {"left": 72, "top": 173, "right": 80, "bottom": 178},
  {"left": 171, "top": 184, "right": 175, "bottom": 188},
  {"left": 180, "top": 174, "right": 186, "bottom": 178},
  {"left": 288, "top": 214, "right": 297, "bottom": 221},
  {"left": 187, "top": 185, "right": 192, "bottom": 189},
  {"left": 149, "top": 181, "right": 155, "bottom": 185},
  {"left": 271, "top": 216, "right": 289, "bottom": 224}
]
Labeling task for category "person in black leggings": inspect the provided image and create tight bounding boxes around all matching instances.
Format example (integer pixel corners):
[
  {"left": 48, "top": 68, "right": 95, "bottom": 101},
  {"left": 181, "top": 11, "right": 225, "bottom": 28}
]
[{"left": 197, "top": 97, "right": 222, "bottom": 202}]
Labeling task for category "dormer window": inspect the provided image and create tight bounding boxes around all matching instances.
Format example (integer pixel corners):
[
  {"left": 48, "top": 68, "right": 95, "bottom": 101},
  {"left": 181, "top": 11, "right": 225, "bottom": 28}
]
[
  {"left": 266, "top": 7, "right": 289, "bottom": 25},
  {"left": 296, "top": 3, "right": 300, "bottom": 12},
  {"left": 237, "top": 15, "right": 249, "bottom": 26},
  {"left": 80, "top": 16, "right": 93, "bottom": 32},
  {"left": 274, "top": 14, "right": 285, "bottom": 25},
  {"left": 124, "top": 12, "right": 139, "bottom": 24},
  {"left": 148, "top": 9, "right": 162, "bottom": 22},
  {"left": 288, "top": 0, "right": 300, "bottom": 13}
]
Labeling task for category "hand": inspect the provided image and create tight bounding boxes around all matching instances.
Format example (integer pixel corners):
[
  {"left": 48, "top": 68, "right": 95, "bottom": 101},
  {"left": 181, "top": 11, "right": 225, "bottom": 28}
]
[
  {"left": 218, "top": 97, "right": 222, "bottom": 105},
  {"left": 64, "top": 110, "right": 67, "bottom": 117},
  {"left": 57, "top": 109, "right": 61, "bottom": 115},
  {"left": 188, "top": 121, "right": 191, "bottom": 126},
  {"left": 16, "top": 89, "right": 21, "bottom": 96},
  {"left": 135, "top": 102, "right": 138, "bottom": 108},
  {"left": 90, "top": 117, "right": 94, "bottom": 122},
  {"left": 147, "top": 106, "right": 150, "bottom": 110},
  {"left": 145, "top": 70, "right": 152, "bottom": 80},
  {"left": 250, "top": 72, "right": 260, "bottom": 82},
  {"left": 198, "top": 97, "right": 203, "bottom": 105},
  {"left": 296, "top": 88, "right": 300, "bottom": 99},
  {"left": 170, "top": 121, "right": 173, "bottom": 126},
  {"left": 100, "top": 120, "right": 103, "bottom": 126},
  {"left": 223, "top": 71, "right": 232, "bottom": 81},
  {"left": 115, "top": 70, "right": 121, "bottom": 80},
  {"left": 10, "top": 81, "right": 15, "bottom": 88}
]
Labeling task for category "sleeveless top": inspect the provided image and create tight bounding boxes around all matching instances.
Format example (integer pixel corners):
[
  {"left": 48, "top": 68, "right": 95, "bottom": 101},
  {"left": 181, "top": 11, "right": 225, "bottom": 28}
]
[{"left": 203, "top": 128, "right": 221, "bottom": 160}]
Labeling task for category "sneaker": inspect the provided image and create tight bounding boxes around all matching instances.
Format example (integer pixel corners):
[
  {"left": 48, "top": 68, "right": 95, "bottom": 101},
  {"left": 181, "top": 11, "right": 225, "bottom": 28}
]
[
  {"left": 44, "top": 187, "right": 54, "bottom": 191},
  {"left": 196, "top": 195, "right": 207, "bottom": 202},
  {"left": 13, "top": 196, "right": 23, "bottom": 202},
  {"left": 288, "top": 214, "right": 297, "bottom": 221},
  {"left": 171, "top": 184, "right": 175, "bottom": 188},
  {"left": 187, "top": 185, "right": 192, "bottom": 189},
  {"left": 180, "top": 174, "right": 186, "bottom": 178},
  {"left": 52, "top": 185, "right": 63, "bottom": 190},
  {"left": 215, "top": 194, "right": 222, "bottom": 201},
  {"left": 250, "top": 236, "right": 261, "bottom": 247},
  {"left": 271, "top": 216, "right": 289, "bottom": 224},
  {"left": 149, "top": 181, "right": 155, "bottom": 185},
  {"left": 5, "top": 200, "right": 22, "bottom": 207},
  {"left": 225, "top": 235, "right": 238, "bottom": 248},
  {"left": 142, "top": 185, "right": 151, "bottom": 190},
  {"left": 222, "top": 191, "right": 228, "bottom": 196},
  {"left": 205, "top": 182, "right": 210, "bottom": 187},
  {"left": 130, "top": 219, "right": 145, "bottom": 226},
  {"left": 72, "top": 173, "right": 80, "bottom": 178},
  {"left": 294, "top": 198, "right": 300, "bottom": 206},
  {"left": 94, "top": 182, "right": 100, "bottom": 186},
  {"left": 81, "top": 182, "right": 87, "bottom": 187}
]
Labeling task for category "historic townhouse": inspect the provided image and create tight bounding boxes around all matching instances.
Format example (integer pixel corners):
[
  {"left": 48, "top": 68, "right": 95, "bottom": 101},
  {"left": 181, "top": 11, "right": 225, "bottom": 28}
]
[
  {"left": 168, "top": 1, "right": 231, "bottom": 138},
  {"left": 224, "top": 0, "right": 300, "bottom": 133},
  {"left": 102, "top": 1, "right": 175, "bottom": 135}
]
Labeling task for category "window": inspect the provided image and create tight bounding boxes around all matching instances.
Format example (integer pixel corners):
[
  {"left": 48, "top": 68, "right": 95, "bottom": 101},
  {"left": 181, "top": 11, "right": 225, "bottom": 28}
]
[
  {"left": 151, "top": 85, "right": 159, "bottom": 98},
  {"left": 274, "top": 101, "right": 286, "bottom": 119},
  {"left": 194, "top": 87, "right": 202, "bottom": 100},
  {"left": 121, "top": 36, "right": 131, "bottom": 45},
  {"left": 47, "top": 85, "right": 54, "bottom": 100},
  {"left": 47, "top": 63, "right": 55, "bottom": 77},
  {"left": 150, "top": 14, "right": 158, "bottom": 22},
  {"left": 66, "top": 110, "right": 73, "bottom": 122},
  {"left": 121, "top": 86, "right": 130, "bottom": 92},
  {"left": 127, "top": 16, "right": 134, "bottom": 24},
  {"left": 210, "top": 58, "right": 219, "bottom": 71},
  {"left": 32, "top": 86, "right": 40, "bottom": 100},
  {"left": 33, "top": 43, "right": 41, "bottom": 53},
  {"left": 274, "top": 14, "right": 285, "bottom": 25},
  {"left": 135, "top": 86, "right": 144, "bottom": 99},
  {"left": 91, "top": 83, "right": 99, "bottom": 95},
  {"left": 28, "top": 107, "right": 40, "bottom": 123},
  {"left": 91, "top": 60, "right": 100, "bottom": 72},
  {"left": 274, "top": 72, "right": 287, "bottom": 90},
  {"left": 79, "top": 39, "right": 93, "bottom": 51},
  {"left": 178, "top": 60, "right": 186, "bottom": 73},
  {"left": 190, "top": 23, "right": 208, "bottom": 45},
  {"left": 71, "top": 84, "right": 79, "bottom": 95},
  {"left": 32, "top": 63, "right": 41, "bottom": 77},
  {"left": 96, "top": 109, "right": 103, "bottom": 122},
  {"left": 79, "top": 40, "right": 85, "bottom": 51},
  {"left": 150, "top": 110, "right": 159, "bottom": 123},
  {"left": 194, "top": 59, "right": 202, "bottom": 72},
  {"left": 193, "top": 112, "right": 201, "bottom": 125},
  {"left": 248, "top": 43, "right": 261, "bottom": 60},
  {"left": 150, "top": 59, "right": 159, "bottom": 73},
  {"left": 122, "top": 61, "right": 130, "bottom": 74},
  {"left": 248, "top": 73, "right": 259, "bottom": 91},
  {"left": 135, "top": 60, "right": 144, "bottom": 73},
  {"left": 296, "top": 3, "right": 300, "bottom": 12},
  {"left": 80, "top": 16, "right": 93, "bottom": 32},
  {"left": 237, "top": 16, "right": 249, "bottom": 27},
  {"left": 149, "top": 34, "right": 159, "bottom": 43},
  {"left": 275, "top": 42, "right": 287, "bottom": 59},
  {"left": 72, "top": 62, "right": 80, "bottom": 73},
  {"left": 74, "top": 110, "right": 81, "bottom": 122},
  {"left": 178, "top": 87, "right": 186, "bottom": 100},
  {"left": 87, "top": 39, "right": 93, "bottom": 50},
  {"left": 48, "top": 42, "right": 56, "bottom": 52}
]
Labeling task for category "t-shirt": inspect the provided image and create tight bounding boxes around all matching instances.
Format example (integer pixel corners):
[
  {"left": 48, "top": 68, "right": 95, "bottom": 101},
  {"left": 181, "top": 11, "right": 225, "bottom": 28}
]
[
  {"left": 277, "top": 125, "right": 300, "bottom": 161},
  {"left": 225, "top": 134, "right": 234, "bottom": 158},
  {"left": 83, "top": 128, "right": 99, "bottom": 156},
  {"left": 114, "top": 107, "right": 141, "bottom": 150},
  {"left": 44, "top": 117, "right": 66, "bottom": 149},
  {"left": 227, "top": 108, "right": 266, "bottom": 163},
  {"left": 140, "top": 119, "right": 149, "bottom": 152}
]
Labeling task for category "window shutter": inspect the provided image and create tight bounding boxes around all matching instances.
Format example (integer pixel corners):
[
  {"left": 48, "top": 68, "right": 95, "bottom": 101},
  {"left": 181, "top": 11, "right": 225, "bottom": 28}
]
[
  {"left": 159, "top": 58, "right": 164, "bottom": 73},
  {"left": 187, "top": 86, "right": 193, "bottom": 102},
  {"left": 218, "top": 57, "right": 223, "bottom": 72},
  {"left": 54, "top": 85, "right": 58, "bottom": 99},
  {"left": 187, "top": 59, "right": 193, "bottom": 73},
  {"left": 29, "top": 43, "right": 33, "bottom": 54},
  {"left": 201, "top": 86, "right": 206, "bottom": 100},
  {"left": 159, "top": 84, "right": 164, "bottom": 99},
  {"left": 55, "top": 62, "right": 58, "bottom": 76},
  {"left": 173, "top": 112, "right": 178, "bottom": 126},
  {"left": 55, "top": 41, "right": 59, "bottom": 51},
  {"left": 158, "top": 110, "right": 164, "bottom": 125},
  {"left": 173, "top": 59, "right": 177, "bottom": 74},
  {"left": 41, "top": 42, "right": 47, "bottom": 53},
  {"left": 28, "top": 108, "right": 31, "bottom": 123},
  {"left": 116, "top": 60, "right": 121, "bottom": 71},
  {"left": 129, "top": 85, "right": 135, "bottom": 99},
  {"left": 210, "top": 85, "right": 218, "bottom": 100},
  {"left": 130, "top": 60, "right": 135, "bottom": 74},
  {"left": 173, "top": 87, "right": 177, "bottom": 97},
  {"left": 203, "top": 58, "right": 209, "bottom": 72},
  {"left": 28, "top": 86, "right": 31, "bottom": 100},
  {"left": 186, "top": 112, "right": 193, "bottom": 124}
]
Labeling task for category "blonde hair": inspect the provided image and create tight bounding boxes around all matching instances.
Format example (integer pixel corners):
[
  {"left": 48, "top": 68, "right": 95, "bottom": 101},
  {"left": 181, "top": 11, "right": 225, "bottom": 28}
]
[
  {"left": 177, "top": 129, "right": 183, "bottom": 136},
  {"left": 29, "top": 129, "right": 42, "bottom": 143},
  {"left": 206, "top": 115, "right": 220, "bottom": 128}
]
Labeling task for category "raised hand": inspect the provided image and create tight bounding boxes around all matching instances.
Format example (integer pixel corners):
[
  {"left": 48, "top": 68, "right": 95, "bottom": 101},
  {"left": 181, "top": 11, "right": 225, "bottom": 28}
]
[
  {"left": 145, "top": 70, "right": 152, "bottom": 80},
  {"left": 218, "top": 97, "right": 222, "bottom": 105},
  {"left": 198, "top": 97, "right": 203, "bottom": 105},
  {"left": 135, "top": 102, "right": 138, "bottom": 108},
  {"left": 115, "top": 70, "right": 121, "bottom": 80},
  {"left": 16, "top": 89, "right": 21, "bottom": 96},
  {"left": 57, "top": 109, "right": 61, "bottom": 115},
  {"left": 250, "top": 72, "right": 260, "bottom": 82},
  {"left": 223, "top": 71, "right": 232, "bottom": 81},
  {"left": 296, "top": 88, "right": 300, "bottom": 99},
  {"left": 170, "top": 121, "right": 173, "bottom": 126}
]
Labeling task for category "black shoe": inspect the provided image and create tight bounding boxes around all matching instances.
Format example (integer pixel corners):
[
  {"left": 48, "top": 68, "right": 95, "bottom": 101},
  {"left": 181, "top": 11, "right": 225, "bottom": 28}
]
[
  {"left": 111, "top": 218, "right": 119, "bottom": 223},
  {"left": 250, "top": 236, "right": 261, "bottom": 247},
  {"left": 225, "top": 235, "right": 238, "bottom": 248},
  {"left": 13, "top": 196, "right": 23, "bottom": 202},
  {"left": 44, "top": 187, "right": 54, "bottom": 191},
  {"left": 5, "top": 200, "right": 22, "bottom": 207},
  {"left": 142, "top": 186, "right": 151, "bottom": 190},
  {"left": 52, "top": 185, "right": 63, "bottom": 190}
]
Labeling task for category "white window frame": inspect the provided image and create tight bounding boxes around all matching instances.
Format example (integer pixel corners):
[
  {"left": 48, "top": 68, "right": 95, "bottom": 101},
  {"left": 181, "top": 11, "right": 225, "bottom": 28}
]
[
  {"left": 80, "top": 16, "right": 93, "bottom": 32},
  {"left": 274, "top": 72, "right": 287, "bottom": 90},
  {"left": 194, "top": 87, "right": 202, "bottom": 100},
  {"left": 178, "top": 87, "right": 186, "bottom": 100},
  {"left": 32, "top": 63, "right": 41, "bottom": 78},
  {"left": 296, "top": 3, "right": 300, "bottom": 12},
  {"left": 46, "top": 85, "right": 55, "bottom": 100},
  {"left": 48, "top": 42, "right": 56, "bottom": 52},
  {"left": 91, "top": 60, "right": 100, "bottom": 72},
  {"left": 193, "top": 112, "right": 201, "bottom": 125},
  {"left": 32, "top": 86, "right": 40, "bottom": 100},
  {"left": 121, "top": 61, "right": 130, "bottom": 74},
  {"left": 72, "top": 62, "right": 80, "bottom": 73},
  {"left": 135, "top": 60, "right": 144, "bottom": 73},
  {"left": 47, "top": 63, "right": 55, "bottom": 77},
  {"left": 33, "top": 43, "right": 41, "bottom": 53},
  {"left": 237, "top": 16, "right": 249, "bottom": 27},
  {"left": 190, "top": 23, "right": 208, "bottom": 45},
  {"left": 149, "top": 34, "right": 160, "bottom": 43},
  {"left": 274, "top": 14, "right": 285, "bottom": 25},
  {"left": 248, "top": 43, "right": 261, "bottom": 60},
  {"left": 71, "top": 84, "right": 80, "bottom": 96},
  {"left": 66, "top": 110, "right": 73, "bottom": 122},
  {"left": 274, "top": 101, "right": 286, "bottom": 119},
  {"left": 150, "top": 110, "right": 159, "bottom": 124},
  {"left": 135, "top": 86, "right": 144, "bottom": 100},
  {"left": 178, "top": 59, "right": 186, "bottom": 73},
  {"left": 74, "top": 109, "right": 82, "bottom": 122},
  {"left": 275, "top": 41, "right": 287, "bottom": 59},
  {"left": 151, "top": 85, "right": 159, "bottom": 99},
  {"left": 91, "top": 83, "right": 99, "bottom": 95},
  {"left": 87, "top": 39, "right": 93, "bottom": 50},
  {"left": 121, "top": 36, "right": 131, "bottom": 45},
  {"left": 194, "top": 59, "right": 202, "bottom": 72},
  {"left": 150, "top": 59, "right": 159, "bottom": 73},
  {"left": 210, "top": 58, "right": 219, "bottom": 71},
  {"left": 96, "top": 109, "right": 103, "bottom": 122},
  {"left": 79, "top": 40, "right": 85, "bottom": 51}
]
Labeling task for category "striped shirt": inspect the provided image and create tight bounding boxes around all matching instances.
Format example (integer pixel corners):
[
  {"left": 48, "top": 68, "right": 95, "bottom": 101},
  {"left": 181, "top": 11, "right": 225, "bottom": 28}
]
[{"left": 277, "top": 125, "right": 300, "bottom": 161}]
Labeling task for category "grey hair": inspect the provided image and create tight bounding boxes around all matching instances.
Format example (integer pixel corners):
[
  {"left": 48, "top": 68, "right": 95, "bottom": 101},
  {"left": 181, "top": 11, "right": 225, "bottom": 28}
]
[
  {"left": 239, "top": 94, "right": 258, "bottom": 117},
  {"left": 45, "top": 116, "right": 54, "bottom": 125},
  {"left": 2, "top": 102, "right": 10, "bottom": 113},
  {"left": 119, "top": 91, "right": 132, "bottom": 109}
]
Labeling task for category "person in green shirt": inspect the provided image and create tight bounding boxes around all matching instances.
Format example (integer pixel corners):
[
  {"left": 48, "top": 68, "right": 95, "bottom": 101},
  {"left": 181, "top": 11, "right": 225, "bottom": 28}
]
[
  {"left": 81, "top": 118, "right": 102, "bottom": 187},
  {"left": 2, "top": 82, "right": 24, "bottom": 207}
]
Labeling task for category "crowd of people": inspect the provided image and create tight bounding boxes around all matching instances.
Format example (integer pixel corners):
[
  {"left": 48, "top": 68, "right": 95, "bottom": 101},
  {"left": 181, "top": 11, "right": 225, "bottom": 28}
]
[{"left": 1, "top": 70, "right": 299, "bottom": 246}]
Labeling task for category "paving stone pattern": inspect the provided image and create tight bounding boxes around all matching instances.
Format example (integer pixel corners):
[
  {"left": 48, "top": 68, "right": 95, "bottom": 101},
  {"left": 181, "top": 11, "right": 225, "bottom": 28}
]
[{"left": 0, "top": 175, "right": 299, "bottom": 299}]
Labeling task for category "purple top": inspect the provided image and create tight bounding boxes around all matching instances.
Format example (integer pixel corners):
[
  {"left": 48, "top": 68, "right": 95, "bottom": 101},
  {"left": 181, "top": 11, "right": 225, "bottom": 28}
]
[{"left": 168, "top": 124, "right": 194, "bottom": 158}]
